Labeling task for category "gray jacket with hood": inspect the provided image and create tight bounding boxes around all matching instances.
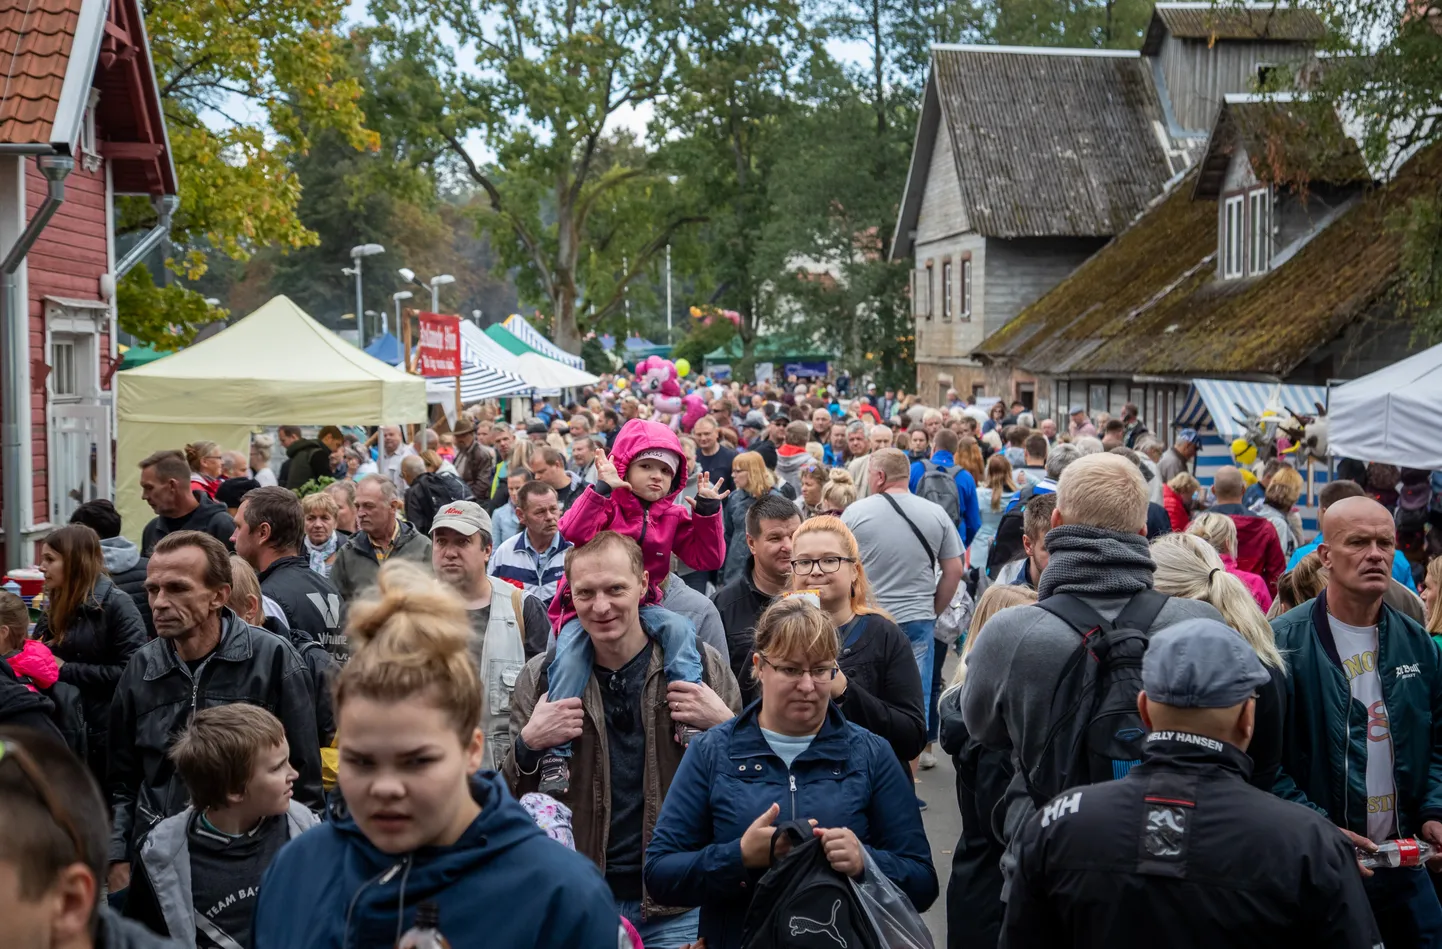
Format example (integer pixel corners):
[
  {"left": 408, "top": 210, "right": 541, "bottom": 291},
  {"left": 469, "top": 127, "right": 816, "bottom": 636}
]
[
  {"left": 101, "top": 535, "right": 154, "bottom": 637},
  {"left": 130, "top": 801, "right": 317, "bottom": 945}
]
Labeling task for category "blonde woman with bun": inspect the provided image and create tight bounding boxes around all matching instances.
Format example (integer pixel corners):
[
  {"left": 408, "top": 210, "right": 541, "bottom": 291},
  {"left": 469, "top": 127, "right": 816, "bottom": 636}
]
[
  {"left": 819, "top": 467, "right": 857, "bottom": 515},
  {"left": 252, "top": 560, "right": 621, "bottom": 949},
  {"left": 1150, "top": 531, "right": 1286, "bottom": 791},
  {"left": 185, "top": 440, "right": 223, "bottom": 499},
  {"left": 938, "top": 583, "right": 1036, "bottom": 949}
]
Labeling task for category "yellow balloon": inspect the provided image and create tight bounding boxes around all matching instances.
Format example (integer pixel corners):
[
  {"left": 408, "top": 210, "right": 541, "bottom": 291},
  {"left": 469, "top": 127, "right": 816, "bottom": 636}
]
[
  {"left": 616, "top": 378, "right": 628, "bottom": 389},
  {"left": 675, "top": 358, "right": 691, "bottom": 378}
]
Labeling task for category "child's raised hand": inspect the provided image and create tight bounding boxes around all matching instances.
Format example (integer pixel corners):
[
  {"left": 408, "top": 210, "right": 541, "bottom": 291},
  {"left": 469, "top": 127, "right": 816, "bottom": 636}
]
[
  {"left": 594, "top": 450, "right": 626, "bottom": 490},
  {"left": 694, "top": 470, "right": 730, "bottom": 503}
]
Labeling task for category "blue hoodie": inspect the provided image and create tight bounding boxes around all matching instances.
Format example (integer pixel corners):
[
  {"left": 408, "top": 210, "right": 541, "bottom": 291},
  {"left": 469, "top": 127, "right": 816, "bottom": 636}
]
[
  {"left": 908, "top": 450, "right": 982, "bottom": 546},
  {"left": 252, "top": 771, "right": 619, "bottom": 949}
]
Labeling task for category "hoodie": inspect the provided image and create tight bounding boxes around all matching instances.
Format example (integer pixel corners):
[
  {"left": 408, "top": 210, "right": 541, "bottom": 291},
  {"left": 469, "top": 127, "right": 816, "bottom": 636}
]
[
  {"left": 552, "top": 419, "right": 724, "bottom": 627},
  {"left": 774, "top": 443, "right": 811, "bottom": 494},
  {"left": 251, "top": 771, "right": 620, "bottom": 949},
  {"left": 140, "top": 492, "right": 236, "bottom": 557},
  {"left": 100, "top": 535, "right": 153, "bottom": 636}
]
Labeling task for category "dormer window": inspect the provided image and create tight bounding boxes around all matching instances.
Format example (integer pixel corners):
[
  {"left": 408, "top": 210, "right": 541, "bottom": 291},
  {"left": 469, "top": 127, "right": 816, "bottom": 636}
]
[{"left": 1221, "top": 185, "right": 1273, "bottom": 279}]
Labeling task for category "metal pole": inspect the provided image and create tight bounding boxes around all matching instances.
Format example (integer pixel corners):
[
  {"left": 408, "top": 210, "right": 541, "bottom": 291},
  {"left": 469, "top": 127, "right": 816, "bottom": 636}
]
[
  {"left": 666, "top": 243, "right": 672, "bottom": 340},
  {"left": 354, "top": 257, "right": 365, "bottom": 347},
  {"left": 431, "top": 283, "right": 439, "bottom": 313}
]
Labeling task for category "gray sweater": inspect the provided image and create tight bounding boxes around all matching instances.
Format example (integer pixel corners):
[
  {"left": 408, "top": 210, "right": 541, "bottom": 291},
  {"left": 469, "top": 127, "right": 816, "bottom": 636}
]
[{"left": 960, "top": 592, "right": 1222, "bottom": 881}]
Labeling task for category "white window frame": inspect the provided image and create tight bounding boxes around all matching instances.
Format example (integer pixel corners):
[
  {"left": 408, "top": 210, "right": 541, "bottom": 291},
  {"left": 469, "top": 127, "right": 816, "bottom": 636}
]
[
  {"left": 1222, "top": 194, "right": 1245, "bottom": 279},
  {"left": 1248, "top": 186, "right": 1272, "bottom": 275},
  {"left": 942, "top": 260, "right": 953, "bottom": 321},
  {"left": 961, "top": 258, "right": 973, "bottom": 319},
  {"left": 924, "top": 262, "right": 934, "bottom": 320}
]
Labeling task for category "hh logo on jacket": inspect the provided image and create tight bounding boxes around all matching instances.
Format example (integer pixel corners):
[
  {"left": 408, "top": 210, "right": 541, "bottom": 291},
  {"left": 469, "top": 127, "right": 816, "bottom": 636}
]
[{"left": 1042, "top": 791, "right": 1082, "bottom": 827}]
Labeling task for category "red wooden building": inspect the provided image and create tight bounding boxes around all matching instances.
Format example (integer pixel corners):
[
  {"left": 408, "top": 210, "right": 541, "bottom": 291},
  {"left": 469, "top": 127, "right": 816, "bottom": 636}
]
[{"left": 0, "top": 0, "right": 176, "bottom": 567}]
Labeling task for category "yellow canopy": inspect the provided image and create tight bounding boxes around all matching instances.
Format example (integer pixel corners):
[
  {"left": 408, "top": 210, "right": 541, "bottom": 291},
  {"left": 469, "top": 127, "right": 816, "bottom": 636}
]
[{"left": 115, "top": 295, "right": 427, "bottom": 542}]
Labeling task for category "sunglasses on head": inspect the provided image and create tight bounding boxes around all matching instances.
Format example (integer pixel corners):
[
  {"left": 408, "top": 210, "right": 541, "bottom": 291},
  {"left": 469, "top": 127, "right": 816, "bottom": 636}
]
[{"left": 0, "top": 739, "right": 84, "bottom": 860}]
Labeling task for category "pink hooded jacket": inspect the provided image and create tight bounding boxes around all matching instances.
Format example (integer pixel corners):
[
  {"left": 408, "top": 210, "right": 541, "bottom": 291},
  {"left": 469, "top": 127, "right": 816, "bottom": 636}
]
[
  {"left": 5, "top": 639, "right": 59, "bottom": 692},
  {"left": 549, "top": 419, "right": 725, "bottom": 628}
]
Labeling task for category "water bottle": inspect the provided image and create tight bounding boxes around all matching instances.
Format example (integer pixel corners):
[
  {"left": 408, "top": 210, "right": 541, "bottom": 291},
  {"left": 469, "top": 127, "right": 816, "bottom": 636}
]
[
  {"left": 1357, "top": 838, "right": 1438, "bottom": 869},
  {"left": 396, "top": 901, "right": 451, "bottom": 949}
]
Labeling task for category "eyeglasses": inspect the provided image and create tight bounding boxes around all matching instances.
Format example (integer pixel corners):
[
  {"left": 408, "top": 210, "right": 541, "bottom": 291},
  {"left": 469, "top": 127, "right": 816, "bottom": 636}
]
[
  {"left": 759, "top": 655, "right": 838, "bottom": 681},
  {"left": 790, "top": 556, "right": 856, "bottom": 575},
  {"left": 819, "top": 508, "right": 846, "bottom": 517},
  {"left": 0, "top": 739, "right": 84, "bottom": 860}
]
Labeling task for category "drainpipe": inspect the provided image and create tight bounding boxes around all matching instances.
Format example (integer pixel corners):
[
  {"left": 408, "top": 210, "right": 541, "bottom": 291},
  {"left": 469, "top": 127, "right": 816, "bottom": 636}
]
[
  {"left": 1, "top": 153, "right": 73, "bottom": 570},
  {"left": 115, "top": 194, "right": 178, "bottom": 278}
]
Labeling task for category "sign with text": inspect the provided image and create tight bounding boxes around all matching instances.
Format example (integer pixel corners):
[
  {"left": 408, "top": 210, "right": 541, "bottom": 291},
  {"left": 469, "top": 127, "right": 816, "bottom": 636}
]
[{"left": 417, "top": 312, "right": 462, "bottom": 377}]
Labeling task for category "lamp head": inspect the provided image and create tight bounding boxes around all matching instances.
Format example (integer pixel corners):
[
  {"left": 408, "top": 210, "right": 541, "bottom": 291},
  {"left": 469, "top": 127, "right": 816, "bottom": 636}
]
[{"left": 398, "top": 267, "right": 416, "bottom": 282}]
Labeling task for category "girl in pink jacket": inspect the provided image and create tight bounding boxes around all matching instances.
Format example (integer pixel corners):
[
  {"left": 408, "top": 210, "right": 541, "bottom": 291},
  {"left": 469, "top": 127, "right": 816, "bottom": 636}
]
[
  {"left": 539, "top": 419, "right": 727, "bottom": 797},
  {"left": 1, "top": 591, "right": 57, "bottom": 692}
]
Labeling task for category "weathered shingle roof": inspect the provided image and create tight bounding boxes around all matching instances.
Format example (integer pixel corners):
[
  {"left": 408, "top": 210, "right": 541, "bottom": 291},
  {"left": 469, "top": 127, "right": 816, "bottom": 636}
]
[
  {"left": 974, "top": 144, "right": 1438, "bottom": 378},
  {"left": 1194, "top": 97, "right": 1371, "bottom": 198},
  {"left": 931, "top": 46, "right": 1174, "bottom": 239},
  {"left": 0, "top": 0, "right": 82, "bottom": 144},
  {"left": 1142, "top": 4, "right": 1327, "bottom": 54}
]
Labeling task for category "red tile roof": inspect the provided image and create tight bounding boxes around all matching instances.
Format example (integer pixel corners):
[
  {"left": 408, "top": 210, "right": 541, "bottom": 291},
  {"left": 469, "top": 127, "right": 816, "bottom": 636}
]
[{"left": 0, "top": 0, "right": 82, "bottom": 144}]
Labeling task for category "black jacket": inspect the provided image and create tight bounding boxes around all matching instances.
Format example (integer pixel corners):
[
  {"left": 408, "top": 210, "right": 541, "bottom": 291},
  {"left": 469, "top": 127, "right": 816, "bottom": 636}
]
[
  {"left": 256, "top": 555, "right": 345, "bottom": 658},
  {"left": 835, "top": 613, "right": 927, "bottom": 777},
  {"left": 140, "top": 492, "right": 236, "bottom": 557},
  {"left": 0, "top": 660, "right": 63, "bottom": 742},
  {"left": 98, "top": 905, "right": 183, "bottom": 948},
  {"left": 283, "top": 438, "right": 333, "bottom": 490},
  {"left": 36, "top": 578, "right": 147, "bottom": 775},
  {"left": 940, "top": 688, "right": 1011, "bottom": 949},
  {"left": 710, "top": 559, "right": 779, "bottom": 705},
  {"left": 404, "top": 470, "right": 470, "bottom": 536},
  {"left": 106, "top": 609, "right": 323, "bottom": 863},
  {"left": 1003, "top": 733, "right": 1382, "bottom": 949}
]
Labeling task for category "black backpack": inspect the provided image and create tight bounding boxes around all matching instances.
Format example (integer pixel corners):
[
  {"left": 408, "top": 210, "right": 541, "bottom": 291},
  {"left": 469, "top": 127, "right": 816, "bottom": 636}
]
[
  {"left": 741, "top": 821, "right": 882, "bottom": 949},
  {"left": 1021, "top": 590, "right": 1169, "bottom": 806},
  {"left": 985, "top": 484, "right": 1036, "bottom": 580}
]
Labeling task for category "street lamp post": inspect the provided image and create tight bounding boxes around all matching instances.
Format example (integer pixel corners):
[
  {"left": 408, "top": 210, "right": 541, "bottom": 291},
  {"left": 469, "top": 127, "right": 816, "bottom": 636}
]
[
  {"left": 391, "top": 291, "right": 412, "bottom": 339},
  {"left": 399, "top": 268, "right": 456, "bottom": 313},
  {"left": 350, "top": 243, "right": 385, "bottom": 346}
]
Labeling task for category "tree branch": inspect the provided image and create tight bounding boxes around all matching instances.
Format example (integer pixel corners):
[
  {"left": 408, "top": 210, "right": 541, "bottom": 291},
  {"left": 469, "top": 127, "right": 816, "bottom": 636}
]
[{"left": 583, "top": 214, "right": 706, "bottom": 321}]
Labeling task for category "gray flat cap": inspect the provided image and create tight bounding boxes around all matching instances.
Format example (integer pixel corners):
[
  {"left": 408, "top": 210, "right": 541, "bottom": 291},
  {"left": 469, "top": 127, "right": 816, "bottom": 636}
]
[{"left": 1142, "top": 619, "right": 1271, "bottom": 709}]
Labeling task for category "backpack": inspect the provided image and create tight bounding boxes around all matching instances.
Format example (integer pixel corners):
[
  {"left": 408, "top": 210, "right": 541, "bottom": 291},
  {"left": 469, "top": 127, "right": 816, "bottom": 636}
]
[
  {"left": 985, "top": 483, "right": 1036, "bottom": 580},
  {"left": 1396, "top": 481, "right": 1432, "bottom": 535},
  {"left": 741, "top": 821, "right": 882, "bottom": 949},
  {"left": 916, "top": 461, "right": 962, "bottom": 524},
  {"left": 1021, "top": 590, "right": 1169, "bottom": 806}
]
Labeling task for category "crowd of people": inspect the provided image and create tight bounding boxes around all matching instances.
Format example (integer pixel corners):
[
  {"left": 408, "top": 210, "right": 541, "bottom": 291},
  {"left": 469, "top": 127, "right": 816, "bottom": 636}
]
[{"left": 3, "top": 371, "right": 1442, "bottom": 949}]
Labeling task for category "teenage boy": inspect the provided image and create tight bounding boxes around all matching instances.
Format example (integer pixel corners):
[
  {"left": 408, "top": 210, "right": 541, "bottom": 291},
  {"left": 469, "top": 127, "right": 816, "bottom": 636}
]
[{"left": 124, "top": 704, "right": 317, "bottom": 947}]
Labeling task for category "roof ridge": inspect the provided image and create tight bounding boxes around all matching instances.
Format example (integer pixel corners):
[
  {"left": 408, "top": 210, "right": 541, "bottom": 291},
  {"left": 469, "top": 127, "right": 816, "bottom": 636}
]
[
  {"left": 1154, "top": 2, "right": 1302, "bottom": 8},
  {"left": 931, "top": 43, "right": 1140, "bottom": 58}
]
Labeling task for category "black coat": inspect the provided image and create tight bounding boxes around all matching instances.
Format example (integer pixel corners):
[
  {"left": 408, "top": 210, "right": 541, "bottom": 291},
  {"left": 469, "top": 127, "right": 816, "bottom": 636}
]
[
  {"left": 0, "top": 659, "right": 63, "bottom": 743},
  {"left": 283, "top": 438, "right": 333, "bottom": 490},
  {"left": 939, "top": 687, "right": 1011, "bottom": 949},
  {"left": 106, "top": 609, "right": 323, "bottom": 863},
  {"left": 256, "top": 555, "right": 344, "bottom": 657},
  {"left": 835, "top": 613, "right": 927, "bottom": 776},
  {"left": 37, "top": 578, "right": 146, "bottom": 776},
  {"left": 140, "top": 492, "right": 236, "bottom": 557},
  {"left": 1003, "top": 734, "right": 1382, "bottom": 949},
  {"left": 710, "top": 560, "right": 779, "bottom": 705}
]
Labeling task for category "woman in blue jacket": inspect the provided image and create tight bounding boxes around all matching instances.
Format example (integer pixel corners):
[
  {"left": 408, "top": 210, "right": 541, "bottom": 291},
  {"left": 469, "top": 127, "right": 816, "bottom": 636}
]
[
  {"left": 252, "top": 562, "right": 620, "bottom": 949},
  {"left": 644, "top": 597, "right": 937, "bottom": 949}
]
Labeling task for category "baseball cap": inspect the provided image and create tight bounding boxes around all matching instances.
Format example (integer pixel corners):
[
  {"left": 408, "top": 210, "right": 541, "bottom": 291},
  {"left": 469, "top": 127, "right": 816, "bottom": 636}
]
[
  {"left": 633, "top": 448, "right": 681, "bottom": 474},
  {"left": 1142, "top": 619, "right": 1270, "bottom": 709},
  {"left": 431, "top": 500, "right": 492, "bottom": 537},
  {"left": 1179, "top": 428, "right": 1202, "bottom": 445},
  {"left": 742, "top": 417, "right": 764, "bottom": 431},
  {"left": 525, "top": 420, "right": 548, "bottom": 436}
]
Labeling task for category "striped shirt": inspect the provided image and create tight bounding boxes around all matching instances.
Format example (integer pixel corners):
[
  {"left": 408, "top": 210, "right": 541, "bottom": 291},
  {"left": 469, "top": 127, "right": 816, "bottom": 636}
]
[{"left": 488, "top": 529, "right": 572, "bottom": 604}]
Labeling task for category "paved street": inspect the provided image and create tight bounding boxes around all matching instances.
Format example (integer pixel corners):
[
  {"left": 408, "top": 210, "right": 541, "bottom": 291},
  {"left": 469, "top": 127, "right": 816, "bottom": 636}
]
[{"left": 916, "top": 649, "right": 962, "bottom": 946}]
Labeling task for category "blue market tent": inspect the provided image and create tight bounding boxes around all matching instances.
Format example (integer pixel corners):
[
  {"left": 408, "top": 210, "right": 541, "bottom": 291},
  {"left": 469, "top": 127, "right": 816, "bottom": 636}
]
[{"left": 364, "top": 333, "right": 402, "bottom": 366}]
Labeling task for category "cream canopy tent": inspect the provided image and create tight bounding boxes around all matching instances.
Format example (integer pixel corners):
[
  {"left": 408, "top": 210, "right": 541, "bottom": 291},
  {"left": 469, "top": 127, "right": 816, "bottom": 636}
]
[{"left": 115, "top": 295, "right": 427, "bottom": 543}]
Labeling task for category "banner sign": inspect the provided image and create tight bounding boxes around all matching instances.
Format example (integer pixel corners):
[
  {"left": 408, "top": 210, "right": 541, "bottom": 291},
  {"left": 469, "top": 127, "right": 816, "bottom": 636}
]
[
  {"left": 417, "top": 312, "right": 462, "bottom": 377},
  {"left": 785, "top": 361, "right": 829, "bottom": 379}
]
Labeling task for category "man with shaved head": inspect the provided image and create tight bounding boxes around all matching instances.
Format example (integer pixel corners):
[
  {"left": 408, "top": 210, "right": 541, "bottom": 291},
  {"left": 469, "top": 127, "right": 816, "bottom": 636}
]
[
  {"left": 1209, "top": 465, "right": 1284, "bottom": 595},
  {"left": 1272, "top": 496, "right": 1442, "bottom": 944}
]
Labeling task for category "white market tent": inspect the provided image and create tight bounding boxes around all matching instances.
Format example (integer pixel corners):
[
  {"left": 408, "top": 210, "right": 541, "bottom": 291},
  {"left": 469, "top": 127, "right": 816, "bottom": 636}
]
[
  {"left": 115, "top": 295, "right": 427, "bottom": 542},
  {"left": 460, "top": 322, "right": 600, "bottom": 394},
  {"left": 1329, "top": 343, "right": 1442, "bottom": 470},
  {"left": 502, "top": 313, "right": 587, "bottom": 369}
]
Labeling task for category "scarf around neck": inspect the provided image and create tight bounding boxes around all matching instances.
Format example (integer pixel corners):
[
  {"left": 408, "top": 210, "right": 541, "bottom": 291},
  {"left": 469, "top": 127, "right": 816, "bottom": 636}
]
[
  {"left": 1036, "top": 524, "right": 1155, "bottom": 600},
  {"left": 304, "top": 533, "right": 341, "bottom": 577}
]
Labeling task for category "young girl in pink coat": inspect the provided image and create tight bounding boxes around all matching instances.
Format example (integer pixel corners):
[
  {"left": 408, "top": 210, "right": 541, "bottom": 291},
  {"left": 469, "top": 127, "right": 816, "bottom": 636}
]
[{"left": 538, "top": 419, "right": 727, "bottom": 796}]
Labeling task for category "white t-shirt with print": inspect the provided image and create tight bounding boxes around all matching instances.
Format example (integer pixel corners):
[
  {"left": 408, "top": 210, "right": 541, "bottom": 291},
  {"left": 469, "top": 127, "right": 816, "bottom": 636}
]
[{"left": 1330, "top": 615, "right": 1396, "bottom": 843}]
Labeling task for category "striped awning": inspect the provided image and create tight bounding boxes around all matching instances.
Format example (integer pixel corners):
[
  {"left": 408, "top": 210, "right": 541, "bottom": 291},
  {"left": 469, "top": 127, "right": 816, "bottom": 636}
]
[
  {"left": 502, "top": 314, "right": 586, "bottom": 370},
  {"left": 457, "top": 336, "right": 533, "bottom": 401},
  {"left": 1175, "top": 379, "right": 1327, "bottom": 439}
]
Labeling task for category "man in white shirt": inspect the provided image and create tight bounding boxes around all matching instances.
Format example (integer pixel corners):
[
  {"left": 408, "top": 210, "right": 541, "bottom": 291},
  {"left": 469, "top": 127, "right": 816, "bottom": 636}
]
[{"left": 378, "top": 424, "right": 416, "bottom": 489}]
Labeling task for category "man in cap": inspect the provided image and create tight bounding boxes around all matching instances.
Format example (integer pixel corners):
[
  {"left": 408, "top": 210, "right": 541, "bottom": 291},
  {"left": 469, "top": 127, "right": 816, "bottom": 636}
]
[
  {"left": 1157, "top": 428, "right": 1201, "bottom": 484},
  {"left": 526, "top": 419, "right": 550, "bottom": 443},
  {"left": 1067, "top": 405, "right": 1096, "bottom": 438},
  {"left": 431, "top": 501, "right": 549, "bottom": 769},
  {"left": 1003, "top": 620, "right": 1382, "bottom": 948}
]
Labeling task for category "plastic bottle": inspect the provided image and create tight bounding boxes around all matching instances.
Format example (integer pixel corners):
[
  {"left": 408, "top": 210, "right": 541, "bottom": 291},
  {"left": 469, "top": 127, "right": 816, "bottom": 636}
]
[{"left": 1357, "top": 838, "right": 1438, "bottom": 869}]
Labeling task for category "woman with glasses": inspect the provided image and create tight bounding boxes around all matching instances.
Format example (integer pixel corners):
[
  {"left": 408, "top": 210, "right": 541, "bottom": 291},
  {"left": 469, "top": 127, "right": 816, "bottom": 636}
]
[
  {"left": 184, "top": 440, "right": 224, "bottom": 499},
  {"left": 35, "top": 524, "right": 146, "bottom": 783},
  {"left": 645, "top": 598, "right": 937, "bottom": 949},
  {"left": 789, "top": 516, "right": 925, "bottom": 775}
]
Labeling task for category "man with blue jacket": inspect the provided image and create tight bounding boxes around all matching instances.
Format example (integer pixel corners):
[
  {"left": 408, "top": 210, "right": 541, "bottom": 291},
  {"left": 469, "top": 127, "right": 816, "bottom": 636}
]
[
  {"left": 1272, "top": 495, "right": 1442, "bottom": 945},
  {"left": 908, "top": 428, "right": 981, "bottom": 545}
]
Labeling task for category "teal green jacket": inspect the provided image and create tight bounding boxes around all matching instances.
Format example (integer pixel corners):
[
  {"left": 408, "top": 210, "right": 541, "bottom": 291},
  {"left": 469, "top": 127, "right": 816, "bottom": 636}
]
[{"left": 1272, "top": 592, "right": 1442, "bottom": 837}]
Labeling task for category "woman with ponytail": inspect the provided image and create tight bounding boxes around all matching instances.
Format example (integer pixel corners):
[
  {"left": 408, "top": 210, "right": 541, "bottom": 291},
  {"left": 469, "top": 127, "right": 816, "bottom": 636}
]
[
  {"left": 1150, "top": 531, "right": 1286, "bottom": 791},
  {"left": 184, "top": 441, "right": 223, "bottom": 499},
  {"left": 252, "top": 560, "right": 620, "bottom": 949}
]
